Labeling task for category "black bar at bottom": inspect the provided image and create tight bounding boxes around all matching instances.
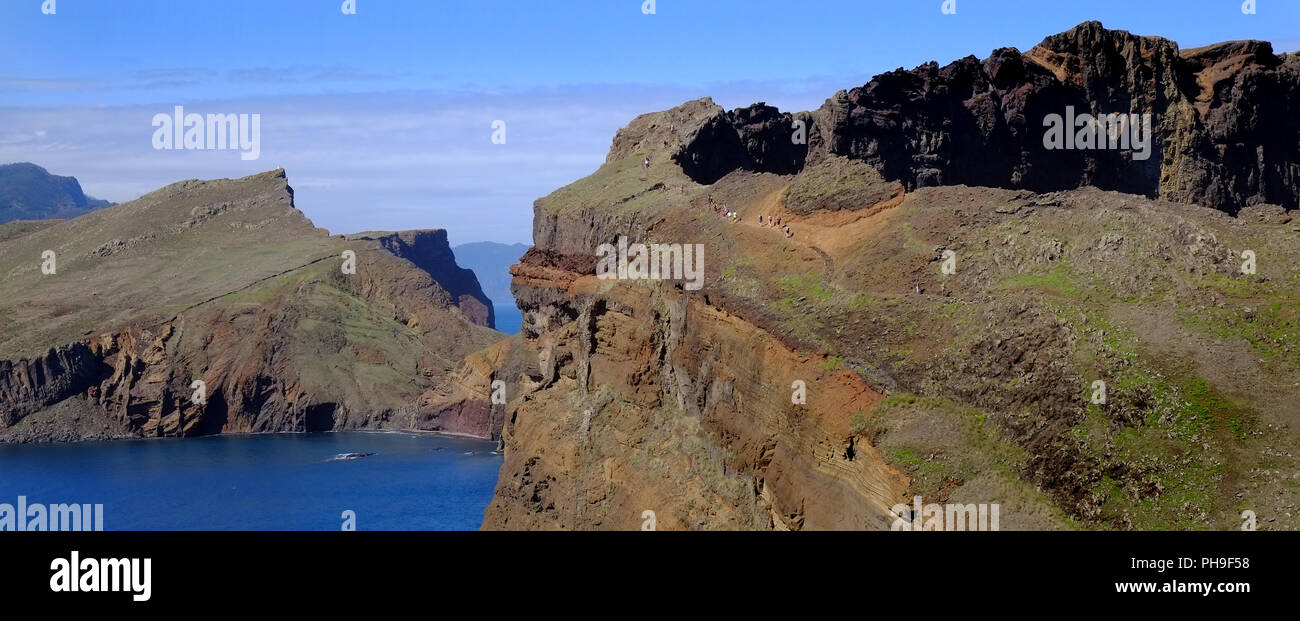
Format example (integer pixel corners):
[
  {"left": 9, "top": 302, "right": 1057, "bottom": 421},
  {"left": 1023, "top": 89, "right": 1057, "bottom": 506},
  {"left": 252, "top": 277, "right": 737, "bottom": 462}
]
[{"left": 0, "top": 531, "right": 1284, "bottom": 609}]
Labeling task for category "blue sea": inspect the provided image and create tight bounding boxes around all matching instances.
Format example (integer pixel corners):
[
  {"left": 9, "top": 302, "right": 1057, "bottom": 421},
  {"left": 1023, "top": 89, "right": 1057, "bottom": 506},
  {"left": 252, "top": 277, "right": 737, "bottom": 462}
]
[
  {"left": 494, "top": 303, "right": 522, "bottom": 335},
  {"left": 0, "top": 432, "right": 502, "bottom": 531}
]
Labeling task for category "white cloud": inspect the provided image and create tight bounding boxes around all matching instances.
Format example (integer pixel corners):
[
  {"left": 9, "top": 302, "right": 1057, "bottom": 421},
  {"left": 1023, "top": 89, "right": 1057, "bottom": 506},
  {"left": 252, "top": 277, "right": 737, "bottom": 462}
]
[{"left": 0, "top": 81, "right": 845, "bottom": 245}]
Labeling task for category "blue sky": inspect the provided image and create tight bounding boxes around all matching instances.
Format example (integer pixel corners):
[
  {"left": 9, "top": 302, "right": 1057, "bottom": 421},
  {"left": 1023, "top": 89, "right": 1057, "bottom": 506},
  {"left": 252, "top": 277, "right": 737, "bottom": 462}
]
[{"left": 2, "top": 0, "right": 1296, "bottom": 244}]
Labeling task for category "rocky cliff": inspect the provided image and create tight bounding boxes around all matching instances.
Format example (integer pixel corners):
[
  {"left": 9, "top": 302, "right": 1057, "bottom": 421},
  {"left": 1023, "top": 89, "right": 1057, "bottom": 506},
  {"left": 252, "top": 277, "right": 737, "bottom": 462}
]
[
  {"left": 0, "top": 162, "right": 112, "bottom": 224},
  {"left": 672, "top": 21, "right": 1300, "bottom": 215},
  {"left": 476, "top": 22, "right": 1300, "bottom": 530},
  {"left": 347, "top": 229, "right": 496, "bottom": 329},
  {"left": 480, "top": 259, "right": 906, "bottom": 530},
  {"left": 0, "top": 170, "right": 503, "bottom": 442}
]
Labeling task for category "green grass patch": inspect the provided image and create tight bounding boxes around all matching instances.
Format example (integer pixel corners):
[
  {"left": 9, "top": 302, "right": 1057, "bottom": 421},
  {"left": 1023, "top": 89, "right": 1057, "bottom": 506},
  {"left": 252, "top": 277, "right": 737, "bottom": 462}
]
[
  {"left": 775, "top": 271, "right": 834, "bottom": 303},
  {"left": 1179, "top": 301, "right": 1300, "bottom": 371},
  {"left": 996, "top": 260, "right": 1115, "bottom": 301}
]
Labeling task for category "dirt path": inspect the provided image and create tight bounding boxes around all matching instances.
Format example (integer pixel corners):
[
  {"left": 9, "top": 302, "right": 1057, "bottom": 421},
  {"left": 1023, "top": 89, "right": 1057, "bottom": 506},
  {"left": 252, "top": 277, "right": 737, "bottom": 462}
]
[{"left": 729, "top": 184, "right": 907, "bottom": 287}]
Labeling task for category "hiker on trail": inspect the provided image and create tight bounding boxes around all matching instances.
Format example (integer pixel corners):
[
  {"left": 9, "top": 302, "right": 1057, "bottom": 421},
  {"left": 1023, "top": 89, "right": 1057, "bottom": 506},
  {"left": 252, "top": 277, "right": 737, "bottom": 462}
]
[
  {"left": 644, "top": 157, "right": 651, "bottom": 169},
  {"left": 759, "top": 215, "right": 764, "bottom": 225},
  {"left": 776, "top": 216, "right": 782, "bottom": 226},
  {"left": 784, "top": 225, "right": 792, "bottom": 238}
]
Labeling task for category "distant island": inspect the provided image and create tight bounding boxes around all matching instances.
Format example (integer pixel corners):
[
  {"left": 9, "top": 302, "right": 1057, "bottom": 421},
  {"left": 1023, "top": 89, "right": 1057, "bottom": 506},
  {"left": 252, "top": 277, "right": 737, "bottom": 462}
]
[
  {"left": 453, "top": 241, "right": 529, "bottom": 334},
  {"left": 0, "top": 163, "right": 113, "bottom": 225}
]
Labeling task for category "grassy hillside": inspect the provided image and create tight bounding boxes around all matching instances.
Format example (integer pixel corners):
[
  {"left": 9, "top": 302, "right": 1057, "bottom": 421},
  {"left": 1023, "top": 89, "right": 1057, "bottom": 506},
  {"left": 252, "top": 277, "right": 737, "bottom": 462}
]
[
  {"left": 493, "top": 96, "right": 1300, "bottom": 530},
  {"left": 0, "top": 169, "right": 501, "bottom": 442}
]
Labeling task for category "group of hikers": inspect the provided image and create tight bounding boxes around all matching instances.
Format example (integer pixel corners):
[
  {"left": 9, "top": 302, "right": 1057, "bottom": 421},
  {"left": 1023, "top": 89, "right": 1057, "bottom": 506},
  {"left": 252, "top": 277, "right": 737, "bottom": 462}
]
[
  {"left": 703, "top": 197, "right": 793, "bottom": 237},
  {"left": 706, "top": 197, "right": 736, "bottom": 220},
  {"left": 759, "top": 213, "right": 794, "bottom": 238}
]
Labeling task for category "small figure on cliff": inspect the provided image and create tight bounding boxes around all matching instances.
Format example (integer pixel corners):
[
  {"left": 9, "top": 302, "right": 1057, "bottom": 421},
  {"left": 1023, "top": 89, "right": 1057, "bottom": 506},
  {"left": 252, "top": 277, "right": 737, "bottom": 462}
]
[{"left": 644, "top": 157, "right": 651, "bottom": 169}]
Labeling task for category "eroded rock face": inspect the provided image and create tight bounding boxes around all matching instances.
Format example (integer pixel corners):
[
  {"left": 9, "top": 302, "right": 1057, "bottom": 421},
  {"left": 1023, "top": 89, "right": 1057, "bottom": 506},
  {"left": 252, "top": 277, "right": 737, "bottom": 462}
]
[
  {"left": 675, "top": 103, "right": 809, "bottom": 184},
  {"left": 0, "top": 171, "right": 503, "bottom": 442},
  {"left": 728, "top": 104, "right": 811, "bottom": 176},
  {"left": 0, "top": 343, "right": 101, "bottom": 427},
  {"left": 480, "top": 260, "right": 906, "bottom": 530},
  {"left": 415, "top": 336, "right": 520, "bottom": 441},
  {"left": 479, "top": 22, "right": 1300, "bottom": 531},
  {"left": 672, "top": 21, "right": 1300, "bottom": 214},
  {"left": 346, "top": 229, "right": 495, "bottom": 329}
]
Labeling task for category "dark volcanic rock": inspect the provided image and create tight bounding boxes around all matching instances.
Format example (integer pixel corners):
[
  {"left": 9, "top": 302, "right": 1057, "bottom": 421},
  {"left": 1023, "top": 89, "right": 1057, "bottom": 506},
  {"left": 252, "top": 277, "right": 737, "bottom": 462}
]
[
  {"left": 0, "top": 343, "right": 102, "bottom": 426},
  {"left": 677, "top": 104, "right": 809, "bottom": 184},
  {"left": 673, "top": 21, "right": 1300, "bottom": 215},
  {"left": 727, "top": 104, "right": 809, "bottom": 175}
]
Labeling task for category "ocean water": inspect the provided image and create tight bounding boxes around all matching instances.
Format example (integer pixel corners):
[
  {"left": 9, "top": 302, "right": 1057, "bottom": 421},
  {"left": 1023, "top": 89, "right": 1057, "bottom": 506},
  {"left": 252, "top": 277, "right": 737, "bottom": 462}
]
[
  {"left": 494, "top": 303, "right": 522, "bottom": 335},
  {"left": 0, "top": 432, "right": 503, "bottom": 531}
]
